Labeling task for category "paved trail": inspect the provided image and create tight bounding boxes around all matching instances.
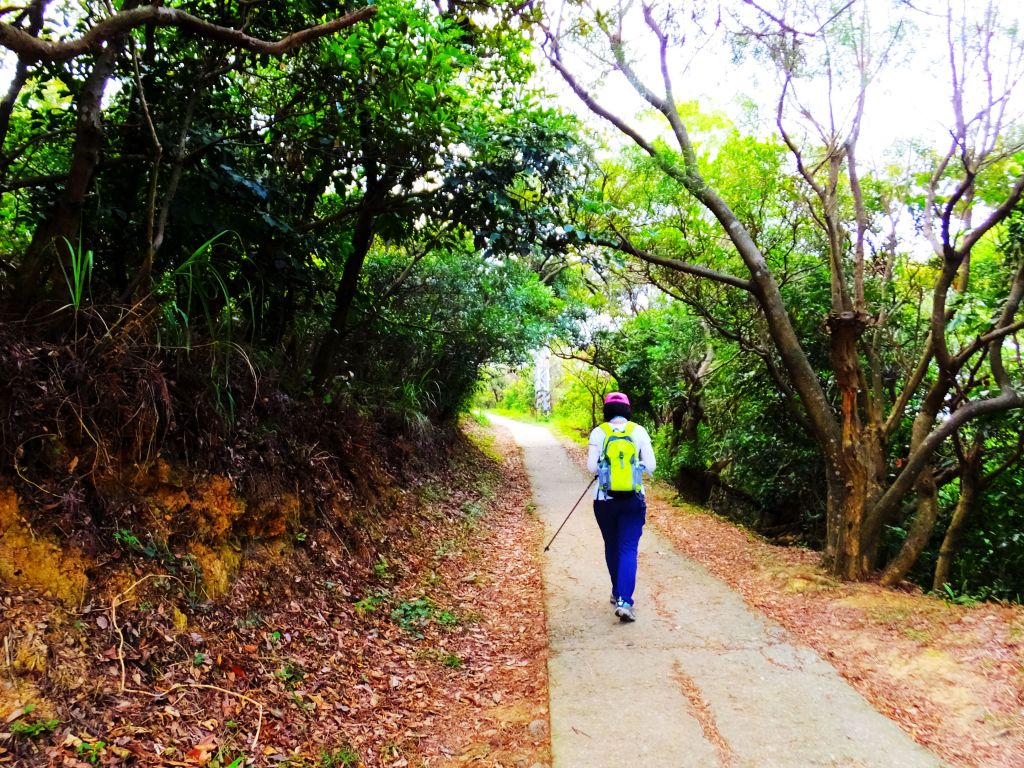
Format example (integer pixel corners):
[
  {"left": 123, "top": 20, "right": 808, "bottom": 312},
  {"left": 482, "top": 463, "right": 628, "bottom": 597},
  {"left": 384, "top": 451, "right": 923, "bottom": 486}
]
[{"left": 488, "top": 414, "right": 944, "bottom": 768}]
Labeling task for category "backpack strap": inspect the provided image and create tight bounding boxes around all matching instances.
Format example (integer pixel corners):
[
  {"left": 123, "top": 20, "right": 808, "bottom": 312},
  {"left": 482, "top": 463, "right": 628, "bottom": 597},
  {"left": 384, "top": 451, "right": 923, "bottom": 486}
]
[
  {"left": 599, "top": 421, "right": 637, "bottom": 455},
  {"left": 600, "top": 421, "right": 635, "bottom": 435}
]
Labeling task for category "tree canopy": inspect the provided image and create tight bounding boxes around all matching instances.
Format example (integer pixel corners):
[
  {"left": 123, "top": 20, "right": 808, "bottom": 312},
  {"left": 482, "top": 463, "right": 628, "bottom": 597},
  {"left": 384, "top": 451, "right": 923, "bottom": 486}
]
[{"left": 1, "top": 0, "right": 1023, "bottom": 598}]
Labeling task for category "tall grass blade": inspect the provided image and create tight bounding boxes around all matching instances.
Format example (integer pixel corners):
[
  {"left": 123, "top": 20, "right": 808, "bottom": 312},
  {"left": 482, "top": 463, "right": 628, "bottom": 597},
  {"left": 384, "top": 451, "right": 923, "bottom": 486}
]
[{"left": 59, "top": 236, "right": 94, "bottom": 310}]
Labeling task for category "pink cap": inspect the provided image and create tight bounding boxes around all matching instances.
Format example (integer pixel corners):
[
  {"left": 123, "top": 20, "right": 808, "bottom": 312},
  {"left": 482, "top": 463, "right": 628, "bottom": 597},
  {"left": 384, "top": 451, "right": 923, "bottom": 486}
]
[{"left": 603, "top": 391, "right": 630, "bottom": 405}]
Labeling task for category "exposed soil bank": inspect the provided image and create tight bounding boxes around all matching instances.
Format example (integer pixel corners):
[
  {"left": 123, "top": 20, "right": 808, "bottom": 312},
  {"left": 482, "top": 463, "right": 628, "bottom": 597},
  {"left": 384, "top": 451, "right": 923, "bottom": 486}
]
[{"left": 1, "top": 421, "right": 550, "bottom": 767}]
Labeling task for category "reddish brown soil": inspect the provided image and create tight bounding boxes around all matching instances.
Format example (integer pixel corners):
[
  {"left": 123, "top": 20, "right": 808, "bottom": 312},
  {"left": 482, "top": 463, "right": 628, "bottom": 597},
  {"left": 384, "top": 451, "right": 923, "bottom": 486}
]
[{"left": 0, "top": 424, "right": 550, "bottom": 767}]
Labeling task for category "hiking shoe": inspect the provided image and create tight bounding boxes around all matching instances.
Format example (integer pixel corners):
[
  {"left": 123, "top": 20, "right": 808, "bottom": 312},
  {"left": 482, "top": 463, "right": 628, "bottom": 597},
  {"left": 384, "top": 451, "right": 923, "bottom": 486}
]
[
  {"left": 614, "top": 599, "right": 636, "bottom": 622},
  {"left": 609, "top": 592, "right": 616, "bottom": 605}
]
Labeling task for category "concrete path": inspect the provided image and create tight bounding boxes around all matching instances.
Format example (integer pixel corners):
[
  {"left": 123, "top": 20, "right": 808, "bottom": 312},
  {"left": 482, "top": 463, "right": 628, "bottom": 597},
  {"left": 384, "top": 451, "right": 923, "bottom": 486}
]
[{"left": 488, "top": 414, "right": 945, "bottom": 768}]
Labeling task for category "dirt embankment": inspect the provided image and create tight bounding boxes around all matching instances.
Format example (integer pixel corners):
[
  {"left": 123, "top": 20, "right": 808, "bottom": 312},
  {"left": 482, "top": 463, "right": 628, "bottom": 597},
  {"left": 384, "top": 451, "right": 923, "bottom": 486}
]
[{"left": 1, "top": 422, "right": 550, "bottom": 767}]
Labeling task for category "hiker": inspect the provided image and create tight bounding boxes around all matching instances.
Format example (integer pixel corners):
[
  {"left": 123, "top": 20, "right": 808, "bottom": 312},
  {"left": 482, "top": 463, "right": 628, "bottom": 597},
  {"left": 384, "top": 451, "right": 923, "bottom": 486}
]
[{"left": 587, "top": 391, "right": 656, "bottom": 622}]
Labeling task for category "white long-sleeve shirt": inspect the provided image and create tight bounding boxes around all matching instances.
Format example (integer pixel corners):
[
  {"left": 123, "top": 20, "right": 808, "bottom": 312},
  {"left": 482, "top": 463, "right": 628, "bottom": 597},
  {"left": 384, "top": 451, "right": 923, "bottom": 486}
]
[{"left": 587, "top": 417, "right": 656, "bottom": 500}]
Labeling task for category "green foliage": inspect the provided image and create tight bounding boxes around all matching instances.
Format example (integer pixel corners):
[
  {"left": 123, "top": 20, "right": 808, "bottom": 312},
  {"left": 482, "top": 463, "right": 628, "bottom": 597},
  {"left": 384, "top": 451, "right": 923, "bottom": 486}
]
[
  {"left": 154, "top": 233, "right": 241, "bottom": 346},
  {"left": 9, "top": 707, "right": 60, "bottom": 738},
  {"left": 938, "top": 582, "right": 991, "bottom": 607},
  {"left": 344, "top": 245, "right": 564, "bottom": 421},
  {"left": 275, "top": 661, "right": 306, "bottom": 688},
  {"left": 486, "top": 367, "right": 536, "bottom": 415},
  {"left": 936, "top": 459, "right": 1024, "bottom": 601},
  {"left": 442, "top": 653, "right": 463, "bottom": 668},
  {"left": 353, "top": 590, "right": 389, "bottom": 616},
  {"left": 461, "top": 501, "right": 485, "bottom": 524},
  {"left": 319, "top": 746, "right": 361, "bottom": 768},
  {"left": 547, "top": 361, "right": 612, "bottom": 442},
  {"left": 58, "top": 236, "right": 93, "bottom": 311},
  {"left": 0, "top": 0, "right": 586, "bottom": 425},
  {"left": 76, "top": 740, "right": 105, "bottom": 764},
  {"left": 113, "top": 528, "right": 143, "bottom": 552},
  {"left": 373, "top": 556, "right": 396, "bottom": 583},
  {"left": 390, "top": 597, "right": 457, "bottom": 637},
  {"left": 114, "top": 529, "right": 191, "bottom": 571}
]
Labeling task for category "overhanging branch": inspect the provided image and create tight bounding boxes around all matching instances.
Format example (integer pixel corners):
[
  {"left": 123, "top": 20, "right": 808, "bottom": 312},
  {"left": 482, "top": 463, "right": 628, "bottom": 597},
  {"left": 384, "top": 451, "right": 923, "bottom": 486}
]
[
  {"left": 592, "top": 231, "right": 754, "bottom": 292},
  {"left": 0, "top": 5, "right": 377, "bottom": 62},
  {"left": 872, "top": 389, "right": 1023, "bottom": 525}
]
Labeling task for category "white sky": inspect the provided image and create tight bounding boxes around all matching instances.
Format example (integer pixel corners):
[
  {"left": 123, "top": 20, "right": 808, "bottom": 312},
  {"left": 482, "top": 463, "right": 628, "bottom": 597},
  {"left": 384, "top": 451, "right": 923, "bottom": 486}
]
[{"left": 538, "top": 0, "right": 1024, "bottom": 169}]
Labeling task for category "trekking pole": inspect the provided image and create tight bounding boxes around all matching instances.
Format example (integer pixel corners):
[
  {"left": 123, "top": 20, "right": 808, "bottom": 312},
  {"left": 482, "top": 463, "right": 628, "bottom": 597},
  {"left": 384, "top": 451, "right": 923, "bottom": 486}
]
[{"left": 544, "top": 476, "right": 597, "bottom": 552}]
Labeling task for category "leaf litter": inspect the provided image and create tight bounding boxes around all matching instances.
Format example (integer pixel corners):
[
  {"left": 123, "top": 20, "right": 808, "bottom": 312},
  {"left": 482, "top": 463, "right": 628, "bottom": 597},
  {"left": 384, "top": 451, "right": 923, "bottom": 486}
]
[
  {"left": 0, "top": 422, "right": 549, "bottom": 767},
  {"left": 647, "top": 494, "right": 1024, "bottom": 768}
]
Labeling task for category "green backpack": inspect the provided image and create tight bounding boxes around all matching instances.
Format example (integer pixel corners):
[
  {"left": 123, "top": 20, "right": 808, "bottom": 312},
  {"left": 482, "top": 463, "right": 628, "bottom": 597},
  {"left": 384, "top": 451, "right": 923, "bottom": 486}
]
[{"left": 598, "top": 422, "right": 643, "bottom": 496}]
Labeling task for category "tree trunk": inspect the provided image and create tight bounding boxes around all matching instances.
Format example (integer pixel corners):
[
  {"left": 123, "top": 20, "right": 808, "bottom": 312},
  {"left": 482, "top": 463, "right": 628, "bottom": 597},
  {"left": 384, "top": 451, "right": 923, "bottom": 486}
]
[
  {"left": 309, "top": 101, "right": 382, "bottom": 392},
  {"left": 827, "top": 435, "right": 887, "bottom": 578},
  {"left": 933, "top": 443, "right": 983, "bottom": 591},
  {"left": 879, "top": 468, "right": 939, "bottom": 586},
  {"left": 309, "top": 201, "right": 378, "bottom": 389},
  {"left": 875, "top": 370, "right": 951, "bottom": 585},
  {"left": 824, "top": 310, "right": 887, "bottom": 578},
  {"left": 14, "top": 13, "right": 134, "bottom": 302}
]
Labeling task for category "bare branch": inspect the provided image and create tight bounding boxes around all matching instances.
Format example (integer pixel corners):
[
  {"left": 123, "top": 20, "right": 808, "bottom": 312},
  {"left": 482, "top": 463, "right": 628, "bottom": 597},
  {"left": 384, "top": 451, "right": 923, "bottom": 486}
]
[
  {"left": 591, "top": 229, "right": 753, "bottom": 292},
  {"left": 884, "top": 340, "right": 936, "bottom": 440},
  {"left": 922, "top": 141, "right": 956, "bottom": 256},
  {"left": 738, "top": 0, "right": 840, "bottom": 38},
  {"left": 613, "top": 9, "right": 700, "bottom": 180},
  {"left": 544, "top": 39, "right": 657, "bottom": 158},
  {"left": 872, "top": 387, "right": 1023, "bottom": 524},
  {"left": 846, "top": 118, "right": 868, "bottom": 313}
]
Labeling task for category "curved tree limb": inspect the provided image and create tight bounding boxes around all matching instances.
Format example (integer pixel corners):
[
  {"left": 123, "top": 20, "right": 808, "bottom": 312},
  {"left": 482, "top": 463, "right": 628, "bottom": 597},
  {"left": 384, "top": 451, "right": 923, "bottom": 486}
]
[
  {"left": 547, "top": 13, "right": 841, "bottom": 451},
  {"left": 871, "top": 388, "right": 1023, "bottom": 526},
  {"left": 591, "top": 230, "right": 754, "bottom": 292},
  {"left": 543, "top": 37, "right": 656, "bottom": 158},
  {"left": 0, "top": 5, "right": 378, "bottom": 62},
  {"left": 952, "top": 258, "right": 1024, "bottom": 369},
  {"left": 956, "top": 172, "right": 1024, "bottom": 257}
]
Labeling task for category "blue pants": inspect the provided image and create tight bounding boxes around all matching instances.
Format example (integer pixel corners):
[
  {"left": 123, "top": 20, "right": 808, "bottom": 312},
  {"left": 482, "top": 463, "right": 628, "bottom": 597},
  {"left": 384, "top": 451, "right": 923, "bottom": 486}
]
[{"left": 593, "top": 495, "right": 646, "bottom": 606}]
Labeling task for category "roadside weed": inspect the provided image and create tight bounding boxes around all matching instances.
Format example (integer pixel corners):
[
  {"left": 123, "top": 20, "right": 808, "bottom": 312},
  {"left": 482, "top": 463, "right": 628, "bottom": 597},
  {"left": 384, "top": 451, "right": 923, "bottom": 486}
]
[
  {"left": 391, "top": 597, "right": 460, "bottom": 637},
  {"left": 320, "top": 745, "right": 361, "bottom": 767},
  {"left": 10, "top": 706, "right": 60, "bottom": 738},
  {"left": 373, "top": 556, "right": 396, "bottom": 582},
  {"left": 442, "top": 653, "right": 463, "bottom": 668}
]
